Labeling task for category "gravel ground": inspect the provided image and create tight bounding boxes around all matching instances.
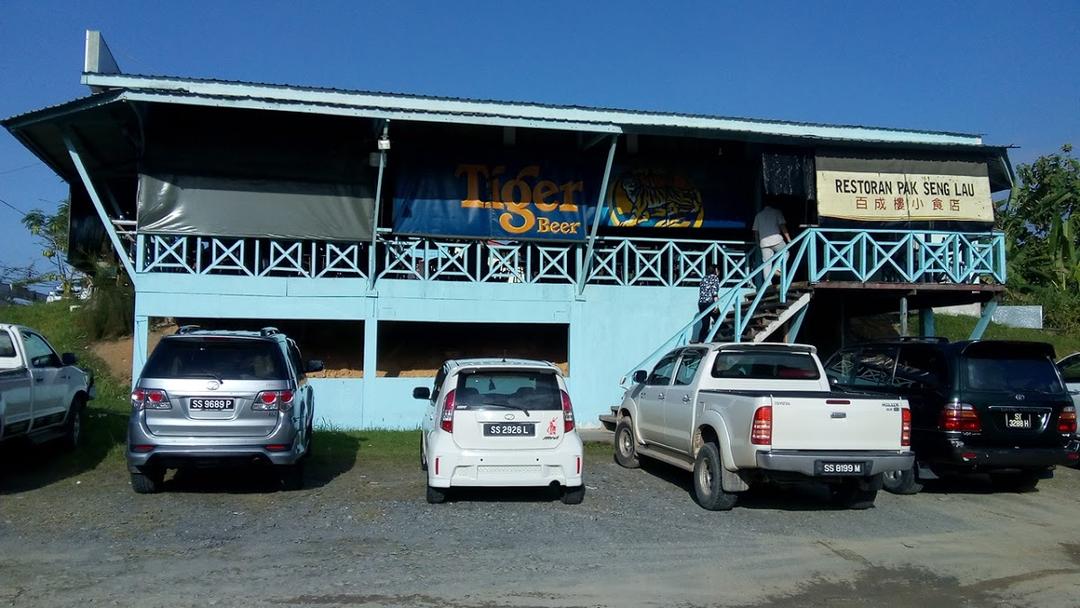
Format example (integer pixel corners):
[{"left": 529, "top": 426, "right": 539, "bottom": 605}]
[{"left": 3, "top": 436, "right": 1080, "bottom": 608}]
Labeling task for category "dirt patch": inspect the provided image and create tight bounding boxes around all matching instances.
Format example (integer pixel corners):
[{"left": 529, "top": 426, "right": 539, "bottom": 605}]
[{"left": 91, "top": 321, "right": 174, "bottom": 384}]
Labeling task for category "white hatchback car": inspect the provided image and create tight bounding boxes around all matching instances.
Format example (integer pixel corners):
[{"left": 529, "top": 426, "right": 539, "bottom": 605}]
[{"left": 416, "top": 358, "right": 585, "bottom": 504}]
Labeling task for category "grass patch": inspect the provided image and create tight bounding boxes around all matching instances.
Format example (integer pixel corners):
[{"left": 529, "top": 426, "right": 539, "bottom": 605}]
[{"left": 930, "top": 314, "right": 1080, "bottom": 358}]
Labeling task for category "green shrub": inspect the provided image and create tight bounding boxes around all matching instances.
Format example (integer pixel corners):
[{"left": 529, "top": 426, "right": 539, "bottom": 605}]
[{"left": 78, "top": 279, "right": 134, "bottom": 340}]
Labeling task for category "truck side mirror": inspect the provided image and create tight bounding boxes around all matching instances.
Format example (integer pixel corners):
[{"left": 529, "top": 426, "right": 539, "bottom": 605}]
[
  {"left": 305, "top": 360, "right": 325, "bottom": 373},
  {"left": 413, "top": 387, "right": 431, "bottom": 400},
  {"left": 632, "top": 370, "right": 648, "bottom": 384},
  {"left": 61, "top": 352, "right": 78, "bottom": 366}
]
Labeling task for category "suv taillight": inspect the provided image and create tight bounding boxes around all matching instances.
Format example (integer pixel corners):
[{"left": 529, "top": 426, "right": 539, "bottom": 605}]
[
  {"left": 1058, "top": 406, "right": 1077, "bottom": 434},
  {"left": 941, "top": 402, "right": 981, "bottom": 432},
  {"left": 901, "top": 408, "right": 912, "bottom": 447},
  {"left": 440, "top": 389, "right": 456, "bottom": 433},
  {"left": 750, "top": 406, "right": 772, "bottom": 445},
  {"left": 253, "top": 390, "right": 295, "bottom": 412},
  {"left": 131, "top": 388, "right": 171, "bottom": 410}
]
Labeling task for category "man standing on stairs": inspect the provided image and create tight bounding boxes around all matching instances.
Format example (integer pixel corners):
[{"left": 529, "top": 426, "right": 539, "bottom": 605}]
[
  {"left": 752, "top": 202, "right": 791, "bottom": 286},
  {"left": 697, "top": 264, "right": 720, "bottom": 342}
]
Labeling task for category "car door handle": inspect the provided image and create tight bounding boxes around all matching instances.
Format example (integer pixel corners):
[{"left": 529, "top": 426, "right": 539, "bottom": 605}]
[
  {"left": 657, "top": 392, "right": 665, "bottom": 400},
  {"left": 682, "top": 395, "right": 691, "bottom": 403}
]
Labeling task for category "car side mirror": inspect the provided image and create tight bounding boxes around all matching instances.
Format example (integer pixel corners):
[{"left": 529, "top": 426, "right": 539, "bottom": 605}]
[
  {"left": 413, "top": 387, "right": 431, "bottom": 400},
  {"left": 305, "top": 359, "right": 324, "bottom": 373},
  {"left": 633, "top": 370, "right": 648, "bottom": 384},
  {"left": 61, "top": 353, "right": 77, "bottom": 366}
]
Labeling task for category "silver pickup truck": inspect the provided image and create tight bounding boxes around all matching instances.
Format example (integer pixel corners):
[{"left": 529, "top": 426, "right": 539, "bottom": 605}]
[{"left": 0, "top": 323, "right": 94, "bottom": 449}]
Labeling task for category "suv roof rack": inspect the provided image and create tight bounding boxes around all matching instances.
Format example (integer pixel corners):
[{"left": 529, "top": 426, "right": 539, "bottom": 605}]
[
  {"left": 259, "top": 326, "right": 280, "bottom": 337},
  {"left": 175, "top": 325, "right": 201, "bottom": 335},
  {"left": 897, "top": 336, "right": 949, "bottom": 343}
]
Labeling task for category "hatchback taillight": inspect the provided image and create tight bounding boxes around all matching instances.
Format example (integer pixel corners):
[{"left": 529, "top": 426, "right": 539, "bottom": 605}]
[
  {"left": 440, "top": 389, "right": 456, "bottom": 433},
  {"left": 941, "top": 403, "right": 981, "bottom": 432},
  {"left": 253, "top": 390, "right": 294, "bottom": 412},
  {"left": 561, "top": 390, "right": 575, "bottom": 433},
  {"left": 901, "top": 408, "right": 912, "bottom": 447},
  {"left": 131, "top": 388, "right": 171, "bottom": 410},
  {"left": 750, "top": 406, "right": 772, "bottom": 445},
  {"left": 1058, "top": 406, "right": 1077, "bottom": 434}
]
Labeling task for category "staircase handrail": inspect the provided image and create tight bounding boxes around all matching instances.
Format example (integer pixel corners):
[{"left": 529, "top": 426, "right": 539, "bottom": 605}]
[{"left": 620, "top": 230, "right": 813, "bottom": 386}]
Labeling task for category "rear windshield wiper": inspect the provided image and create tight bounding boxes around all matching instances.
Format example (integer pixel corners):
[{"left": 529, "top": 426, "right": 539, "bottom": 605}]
[
  {"left": 469, "top": 401, "right": 530, "bottom": 416},
  {"left": 183, "top": 372, "right": 224, "bottom": 383}
]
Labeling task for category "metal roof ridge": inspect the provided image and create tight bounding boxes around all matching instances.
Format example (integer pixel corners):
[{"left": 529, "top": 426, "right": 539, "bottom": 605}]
[{"left": 81, "top": 72, "right": 985, "bottom": 143}]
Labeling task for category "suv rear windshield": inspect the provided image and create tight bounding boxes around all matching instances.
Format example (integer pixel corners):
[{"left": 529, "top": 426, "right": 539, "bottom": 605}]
[
  {"left": 963, "top": 355, "right": 1065, "bottom": 394},
  {"left": 455, "top": 370, "right": 562, "bottom": 410},
  {"left": 142, "top": 338, "right": 288, "bottom": 381},
  {"left": 712, "top": 351, "right": 820, "bottom": 380}
]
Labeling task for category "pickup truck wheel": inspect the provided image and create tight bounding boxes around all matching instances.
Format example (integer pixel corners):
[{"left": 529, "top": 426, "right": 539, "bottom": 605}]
[
  {"left": 614, "top": 419, "right": 640, "bottom": 469},
  {"left": 693, "top": 443, "right": 737, "bottom": 511},
  {"left": 831, "top": 479, "right": 878, "bottom": 509},
  {"left": 130, "top": 468, "right": 164, "bottom": 494},
  {"left": 882, "top": 467, "right": 923, "bottom": 495},
  {"left": 420, "top": 439, "right": 428, "bottom": 471},
  {"left": 561, "top": 485, "right": 586, "bottom": 505},
  {"left": 61, "top": 396, "right": 86, "bottom": 451}
]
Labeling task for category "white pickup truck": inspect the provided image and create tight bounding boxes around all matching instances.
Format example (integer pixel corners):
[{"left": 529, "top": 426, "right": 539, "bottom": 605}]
[
  {"left": 0, "top": 324, "right": 94, "bottom": 449},
  {"left": 604, "top": 343, "right": 912, "bottom": 510}
]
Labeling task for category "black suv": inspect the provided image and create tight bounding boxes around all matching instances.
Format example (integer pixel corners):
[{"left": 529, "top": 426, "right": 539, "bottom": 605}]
[{"left": 824, "top": 338, "right": 1079, "bottom": 494}]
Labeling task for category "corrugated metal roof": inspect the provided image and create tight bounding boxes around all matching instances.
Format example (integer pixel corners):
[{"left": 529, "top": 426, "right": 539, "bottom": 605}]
[{"left": 80, "top": 72, "right": 986, "bottom": 146}]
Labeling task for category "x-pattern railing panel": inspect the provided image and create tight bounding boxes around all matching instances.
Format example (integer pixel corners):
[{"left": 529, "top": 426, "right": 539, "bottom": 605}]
[{"left": 144, "top": 235, "right": 193, "bottom": 273}]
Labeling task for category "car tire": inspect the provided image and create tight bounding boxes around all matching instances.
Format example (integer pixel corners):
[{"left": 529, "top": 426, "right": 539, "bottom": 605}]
[
  {"left": 693, "top": 442, "right": 738, "bottom": 511},
  {"left": 613, "top": 418, "right": 640, "bottom": 469},
  {"left": 991, "top": 470, "right": 1041, "bottom": 492},
  {"left": 831, "top": 478, "right": 879, "bottom": 509},
  {"left": 130, "top": 468, "right": 164, "bottom": 494},
  {"left": 426, "top": 485, "right": 448, "bottom": 504},
  {"left": 561, "top": 485, "right": 586, "bottom": 505},
  {"left": 419, "top": 439, "right": 428, "bottom": 472},
  {"left": 280, "top": 463, "right": 305, "bottom": 491},
  {"left": 61, "top": 395, "right": 86, "bottom": 452},
  {"left": 881, "top": 466, "right": 923, "bottom": 495}
]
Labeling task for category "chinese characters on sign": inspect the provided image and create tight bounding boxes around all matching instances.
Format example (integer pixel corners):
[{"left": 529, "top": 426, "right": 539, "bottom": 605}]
[{"left": 815, "top": 168, "right": 994, "bottom": 223}]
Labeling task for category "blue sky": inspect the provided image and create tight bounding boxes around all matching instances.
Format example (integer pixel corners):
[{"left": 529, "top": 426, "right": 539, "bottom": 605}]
[{"left": 1, "top": 0, "right": 1078, "bottom": 272}]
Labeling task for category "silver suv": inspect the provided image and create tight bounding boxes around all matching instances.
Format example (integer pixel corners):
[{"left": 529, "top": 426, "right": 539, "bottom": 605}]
[{"left": 126, "top": 326, "right": 322, "bottom": 494}]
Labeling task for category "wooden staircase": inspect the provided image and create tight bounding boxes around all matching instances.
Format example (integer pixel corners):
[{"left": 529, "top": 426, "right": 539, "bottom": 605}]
[{"left": 710, "top": 282, "right": 813, "bottom": 343}]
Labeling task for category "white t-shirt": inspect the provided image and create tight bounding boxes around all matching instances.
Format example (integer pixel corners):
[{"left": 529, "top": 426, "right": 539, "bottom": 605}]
[{"left": 753, "top": 206, "right": 786, "bottom": 248}]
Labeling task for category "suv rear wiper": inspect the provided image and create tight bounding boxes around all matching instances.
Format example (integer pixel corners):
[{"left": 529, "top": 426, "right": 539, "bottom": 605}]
[
  {"left": 471, "top": 402, "right": 530, "bottom": 417},
  {"left": 184, "top": 372, "right": 224, "bottom": 383}
]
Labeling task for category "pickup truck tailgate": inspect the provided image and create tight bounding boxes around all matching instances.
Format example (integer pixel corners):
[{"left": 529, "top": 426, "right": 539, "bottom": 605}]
[{"left": 770, "top": 394, "right": 905, "bottom": 451}]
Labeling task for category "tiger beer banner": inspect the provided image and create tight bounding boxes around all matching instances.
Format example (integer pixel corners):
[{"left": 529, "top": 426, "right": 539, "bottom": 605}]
[
  {"left": 815, "top": 156, "right": 994, "bottom": 225},
  {"left": 604, "top": 165, "right": 748, "bottom": 229},
  {"left": 393, "top": 157, "right": 599, "bottom": 241}
]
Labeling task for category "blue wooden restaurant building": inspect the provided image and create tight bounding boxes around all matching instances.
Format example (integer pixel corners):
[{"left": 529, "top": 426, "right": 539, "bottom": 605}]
[{"left": 3, "top": 32, "right": 1012, "bottom": 428}]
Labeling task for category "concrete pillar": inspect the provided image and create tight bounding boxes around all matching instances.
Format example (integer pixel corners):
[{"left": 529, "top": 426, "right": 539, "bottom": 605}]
[
  {"left": 132, "top": 315, "right": 149, "bottom": 388},
  {"left": 899, "top": 297, "right": 908, "bottom": 336},
  {"left": 361, "top": 317, "right": 378, "bottom": 428},
  {"left": 920, "top": 308, "right": 936, "bottom": 337}
]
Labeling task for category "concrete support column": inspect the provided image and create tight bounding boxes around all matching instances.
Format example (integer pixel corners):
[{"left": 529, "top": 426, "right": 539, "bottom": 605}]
[
  {"left": 361, "top": 317, "right": 378, "bottom": 428},
  {"left": 132, "top": 314, "right": 149, "bottom": 388},
  {"left": 919, "top": 308, "right": 936, "bottom": 337},
  {"left": 899, "top": 296, "right": 909, "bottom": 336}
]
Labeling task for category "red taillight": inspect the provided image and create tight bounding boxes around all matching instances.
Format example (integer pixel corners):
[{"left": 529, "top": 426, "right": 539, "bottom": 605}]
[
  {"left": 131, "top": 388, "right": 170, "bottom": 410},
  {"left": 131, "top": 445, "right": 154, "bottom": 453},
  {"left": 265, "top": 444, "right": 290, "bottom": 452},
  {"left": 941, "top": 403, "right": 981, "bottom": 432},
  {"left": 576, "top": 456, "right": 581, "bottom": 475},
  {"left": 254, "top": 390, "right": 295, "bottom": 412},
  {"left": 1058, "top": 406, "right": 1077, "bottom": 434},
  {"left": 440, "top": 389, "right": 456, "bottom": 433},
  {"left": 561, "top": 390, "right": 575, "bottom": 433},
  {"left": 901, "top": 408, "right": 912, "bottom": 447},
  {"left": 751, "top": 406, "right": 772, "bottom": 445}
]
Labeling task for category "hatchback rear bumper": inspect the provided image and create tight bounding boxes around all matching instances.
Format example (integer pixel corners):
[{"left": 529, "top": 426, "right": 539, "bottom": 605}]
[{"left": 427, "top": 433, "right": 584, "bottom": 489}]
